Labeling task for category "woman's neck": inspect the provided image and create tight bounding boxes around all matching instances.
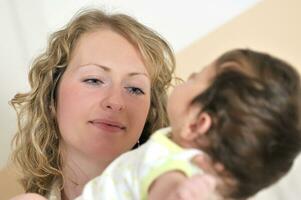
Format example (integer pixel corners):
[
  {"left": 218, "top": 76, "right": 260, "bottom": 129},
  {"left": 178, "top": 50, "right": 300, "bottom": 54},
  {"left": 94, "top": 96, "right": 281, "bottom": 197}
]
[{"left": 60, "top": 146, "right": 113, "bottom": 200}]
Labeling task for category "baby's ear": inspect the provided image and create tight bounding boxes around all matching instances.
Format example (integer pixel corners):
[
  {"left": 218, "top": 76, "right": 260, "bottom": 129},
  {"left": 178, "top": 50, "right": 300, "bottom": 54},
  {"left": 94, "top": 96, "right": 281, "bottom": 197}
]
[{"left": 184, "top": 112, "right": 212, "bottom": 141}]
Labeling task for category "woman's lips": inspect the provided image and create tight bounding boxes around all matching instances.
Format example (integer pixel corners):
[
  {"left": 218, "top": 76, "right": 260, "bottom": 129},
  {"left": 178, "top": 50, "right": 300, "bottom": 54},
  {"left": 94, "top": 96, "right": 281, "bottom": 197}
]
[{"left": 89, "top": 119, "right": 126, "bottom": 133}]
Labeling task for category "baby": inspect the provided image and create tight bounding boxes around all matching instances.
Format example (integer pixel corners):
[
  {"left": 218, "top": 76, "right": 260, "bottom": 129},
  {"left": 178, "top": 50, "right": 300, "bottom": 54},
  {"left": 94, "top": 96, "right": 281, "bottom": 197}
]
[{"left": 12, "top": 49, "right": 301, "bottom": 200}]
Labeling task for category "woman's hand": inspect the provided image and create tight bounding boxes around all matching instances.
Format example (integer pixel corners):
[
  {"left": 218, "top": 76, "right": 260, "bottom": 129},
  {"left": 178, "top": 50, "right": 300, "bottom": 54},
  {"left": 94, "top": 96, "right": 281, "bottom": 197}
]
[
  {"left": 148, "top": 154, "right": 223, "bottom": 200},
  {"left": 164, "top": 153, "right": 223, "bottom": 200},
  {"left": 192, "top": 154, "right": 224, "bottom": 176},
  {"left": 165, "top": 174, "right": 217, "bottom": 200}
]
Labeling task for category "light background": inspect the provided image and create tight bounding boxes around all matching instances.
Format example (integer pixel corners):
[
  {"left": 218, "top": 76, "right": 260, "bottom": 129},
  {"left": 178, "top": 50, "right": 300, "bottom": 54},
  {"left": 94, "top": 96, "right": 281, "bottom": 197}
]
[
  {"left": 1, "top": 0, "right": 300, "bottom": 199},
  {"left": 0, "top": 0, "right": 259, "bottom": 169}
]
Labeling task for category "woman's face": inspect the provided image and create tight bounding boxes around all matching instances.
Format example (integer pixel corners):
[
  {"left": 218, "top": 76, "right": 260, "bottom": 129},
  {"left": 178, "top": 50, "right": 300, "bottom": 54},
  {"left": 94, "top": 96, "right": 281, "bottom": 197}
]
[{"left": 56, "top": 29, "right": 151, "bottom": 162}]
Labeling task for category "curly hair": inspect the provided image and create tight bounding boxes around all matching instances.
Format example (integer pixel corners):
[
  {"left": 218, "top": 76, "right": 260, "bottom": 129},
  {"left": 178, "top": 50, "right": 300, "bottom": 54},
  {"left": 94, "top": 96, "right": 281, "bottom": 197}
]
[
  {"left": 11, "top": 8, "right": 175, "bottom": 196},
  {"left": 192, "top": 49, "right": 301, "bottom": 199}
]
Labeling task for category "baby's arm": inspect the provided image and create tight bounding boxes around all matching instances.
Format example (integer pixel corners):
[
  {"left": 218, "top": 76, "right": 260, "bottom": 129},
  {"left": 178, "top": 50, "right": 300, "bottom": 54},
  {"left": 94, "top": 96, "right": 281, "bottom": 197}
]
[
  {"left": 148, "top": 171, "right": 217, "bottom": 200},
  {"left": 9, "top": 193, "right": 47, "bottom": 200}
]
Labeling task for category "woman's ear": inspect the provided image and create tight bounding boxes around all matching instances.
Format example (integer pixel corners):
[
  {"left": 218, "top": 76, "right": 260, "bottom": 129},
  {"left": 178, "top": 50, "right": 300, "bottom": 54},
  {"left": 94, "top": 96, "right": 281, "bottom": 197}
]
[{"left": 184, "top": 112, "right": 212, "bottom": 141}]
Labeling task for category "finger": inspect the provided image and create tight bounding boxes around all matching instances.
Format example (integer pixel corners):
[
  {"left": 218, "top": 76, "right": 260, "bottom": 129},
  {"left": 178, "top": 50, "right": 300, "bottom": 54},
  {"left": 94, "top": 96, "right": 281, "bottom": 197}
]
[
  {"left": 192, "top": 154, "right": 215, "bottom": 174},
  {"left": 192, "top": 154, "right": 225, "bottom": 175},
  {"left": 214, "top": 162, "right": 225, "bottom": 172},
  {"left": 192, "top": 154, "right": 210, "bottom": 167}
]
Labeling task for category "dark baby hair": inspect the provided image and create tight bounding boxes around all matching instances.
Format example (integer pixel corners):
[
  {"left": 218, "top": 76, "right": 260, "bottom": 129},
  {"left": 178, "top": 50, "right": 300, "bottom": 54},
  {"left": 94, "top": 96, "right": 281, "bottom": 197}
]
[{"left": 192, "top": 49, "right": 301, "bottom": 199}]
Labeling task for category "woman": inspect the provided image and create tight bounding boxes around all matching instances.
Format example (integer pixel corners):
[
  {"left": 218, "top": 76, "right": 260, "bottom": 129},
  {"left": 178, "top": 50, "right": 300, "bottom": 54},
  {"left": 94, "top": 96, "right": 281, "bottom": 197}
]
[{"left": 11, "top": 8, "right": 215, "bottom": 200}]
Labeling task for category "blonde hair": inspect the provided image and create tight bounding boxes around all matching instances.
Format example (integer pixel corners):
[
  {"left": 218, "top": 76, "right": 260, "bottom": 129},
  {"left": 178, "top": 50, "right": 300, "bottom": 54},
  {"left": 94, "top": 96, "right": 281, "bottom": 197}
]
[{"left": 11, "top": 8, "right": 175, "bottom": 195}]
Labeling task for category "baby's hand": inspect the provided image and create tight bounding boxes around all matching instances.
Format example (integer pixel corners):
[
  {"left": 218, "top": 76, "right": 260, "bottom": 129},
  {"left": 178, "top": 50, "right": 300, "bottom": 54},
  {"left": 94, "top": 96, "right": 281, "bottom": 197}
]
[{"left": 165, "top": 174, "right": 217, "bottom": 200}]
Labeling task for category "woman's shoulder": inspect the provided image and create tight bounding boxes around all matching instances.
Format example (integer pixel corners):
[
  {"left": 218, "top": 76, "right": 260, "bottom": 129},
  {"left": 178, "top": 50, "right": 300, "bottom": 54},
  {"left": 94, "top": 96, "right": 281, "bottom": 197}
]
[{"left": 0, "top": 164, "right": 24, "bottom": 200}]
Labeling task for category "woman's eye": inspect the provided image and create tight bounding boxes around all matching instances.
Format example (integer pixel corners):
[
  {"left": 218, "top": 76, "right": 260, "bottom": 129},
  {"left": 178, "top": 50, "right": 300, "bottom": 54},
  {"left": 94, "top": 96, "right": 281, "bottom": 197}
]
[
  {"left": 83, "top": 78, "right": 104, "bottom": 85},
  {"left": 126, "top": 87, "right": 145, "bottom": 95}
]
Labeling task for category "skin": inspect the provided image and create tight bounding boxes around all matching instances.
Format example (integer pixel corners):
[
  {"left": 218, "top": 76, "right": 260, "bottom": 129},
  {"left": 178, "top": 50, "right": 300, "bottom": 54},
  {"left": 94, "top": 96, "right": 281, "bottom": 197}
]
[
  {"left": 149, "top": 172, "right": 217, "bottom": 200},
  {"left": 149, "top": 65, "right": 219, "bottom": 200},
  {"left": 168, "top": 64, "right": 215, "bottom": 147},
  {"left": 10, "top": 32, "right": 220, "bottom": 200},
  {"left": 9, "top": 193, "right": 47, "bottom": 200},
  {"left": 56, "top": 29, "right": 151, "bottom": 199}
]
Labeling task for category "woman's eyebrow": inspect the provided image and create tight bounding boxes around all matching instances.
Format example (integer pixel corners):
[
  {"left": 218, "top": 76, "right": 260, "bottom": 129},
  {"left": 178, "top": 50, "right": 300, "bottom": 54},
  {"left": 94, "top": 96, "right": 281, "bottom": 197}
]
[
  {"left": 79, "top": 63, "right": 150, "bottom": 79},
  {"left": 79, "top": 63, "right": 110, "bottom": 71},
  {"left": 128, "top": 72, "right": 150, "bottom": 79}
]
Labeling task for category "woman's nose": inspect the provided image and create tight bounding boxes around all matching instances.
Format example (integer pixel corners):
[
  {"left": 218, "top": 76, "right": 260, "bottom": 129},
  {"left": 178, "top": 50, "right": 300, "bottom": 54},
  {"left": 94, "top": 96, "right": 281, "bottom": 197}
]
[{"left": 101, "top": 90, "right": 125, "bottom": 112}]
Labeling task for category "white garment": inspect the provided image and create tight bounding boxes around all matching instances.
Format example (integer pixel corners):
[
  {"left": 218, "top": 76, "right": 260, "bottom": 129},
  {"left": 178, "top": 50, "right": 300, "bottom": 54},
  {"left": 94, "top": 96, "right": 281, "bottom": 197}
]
[{"left": 76, "top": 127, "right": 219, "bottom": 200}]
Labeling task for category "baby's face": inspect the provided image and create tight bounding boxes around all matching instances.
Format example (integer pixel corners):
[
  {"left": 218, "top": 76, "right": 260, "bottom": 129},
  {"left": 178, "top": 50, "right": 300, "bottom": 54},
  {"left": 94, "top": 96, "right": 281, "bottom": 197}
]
[{"left": 167, "top": 63, "right": 216, "bottom": 139}]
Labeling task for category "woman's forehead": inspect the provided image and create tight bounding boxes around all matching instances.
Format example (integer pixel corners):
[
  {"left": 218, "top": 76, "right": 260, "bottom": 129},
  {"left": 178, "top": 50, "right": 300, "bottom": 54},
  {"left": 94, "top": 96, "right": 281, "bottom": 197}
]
[{"left": 67, "top": 30, "right": 148, "bottom": 72}]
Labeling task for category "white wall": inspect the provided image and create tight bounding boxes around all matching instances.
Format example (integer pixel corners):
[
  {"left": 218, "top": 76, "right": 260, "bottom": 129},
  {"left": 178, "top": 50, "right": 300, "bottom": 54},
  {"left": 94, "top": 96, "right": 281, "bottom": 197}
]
[
  {"left": 176, "top": 0, "right": 301, "bottom": 199},
  {"left": 2, "top": 0, "right": 301, "bottom": 199},
  {"left": 0, "top": 0, "right": 258, "bottom": 168}
]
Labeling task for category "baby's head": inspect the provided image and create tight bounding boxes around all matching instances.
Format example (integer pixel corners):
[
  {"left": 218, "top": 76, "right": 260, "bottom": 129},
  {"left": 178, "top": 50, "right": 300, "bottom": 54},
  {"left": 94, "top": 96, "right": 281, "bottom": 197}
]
[{"left": 167, "top": 49, "right": 301, "bottom": 199}]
